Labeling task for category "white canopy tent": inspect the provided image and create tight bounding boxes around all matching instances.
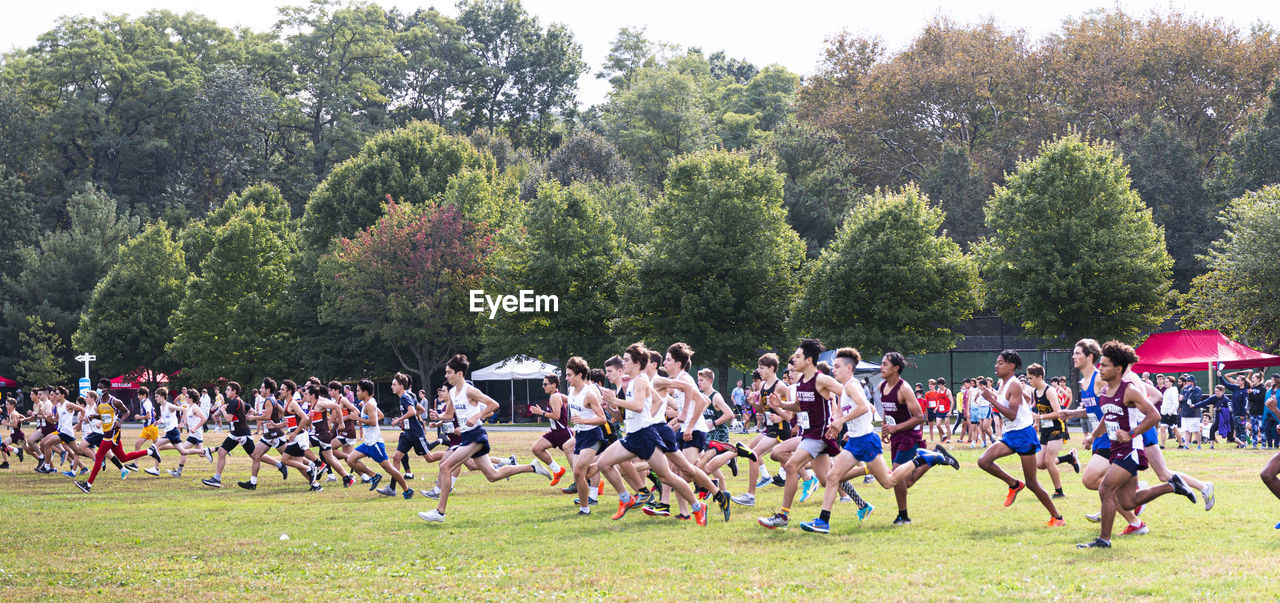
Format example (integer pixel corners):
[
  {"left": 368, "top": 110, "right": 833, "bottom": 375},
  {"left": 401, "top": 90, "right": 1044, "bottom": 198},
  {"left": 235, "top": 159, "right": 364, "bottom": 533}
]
[{"left": 470, "top": 355, "right": 560, "bottom": 422}]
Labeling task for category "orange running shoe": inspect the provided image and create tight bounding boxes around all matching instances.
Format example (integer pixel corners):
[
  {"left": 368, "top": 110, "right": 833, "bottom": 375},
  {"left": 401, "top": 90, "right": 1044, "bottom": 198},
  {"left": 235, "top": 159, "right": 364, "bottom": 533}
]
[
  {"left": 1004, "top": 481, "right": 1025, "bottom": 507},
  {"left": 597, "top": 480, "right": 605, "bottom": 496},
  {"left": 549, "top": 466, "right": 566, "bottom": 486},
  {"left": 693, "top": 503, "right": 708, "bottom": 526},
  {"left": 612, "top": 497, "right": 639, "bottom": 520},
  {"left": 1045, "top": 516, "right": 1065, "bottom": 527}
]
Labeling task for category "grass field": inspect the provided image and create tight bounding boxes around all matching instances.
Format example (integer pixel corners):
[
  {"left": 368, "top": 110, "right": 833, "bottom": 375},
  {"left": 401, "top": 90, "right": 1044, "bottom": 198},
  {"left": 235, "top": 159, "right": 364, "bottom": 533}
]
[{"left": 1, "top": 427, "right": 1278, "bottom": 601}]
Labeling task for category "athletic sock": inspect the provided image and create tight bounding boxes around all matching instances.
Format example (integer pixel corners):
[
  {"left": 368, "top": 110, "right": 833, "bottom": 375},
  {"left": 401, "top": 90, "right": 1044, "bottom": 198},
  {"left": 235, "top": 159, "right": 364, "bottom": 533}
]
[
  {"left": 401, "top": 457, "right": 411, "bottom": 473},
  {"left": 549, "top": 460, "right": 562, "bottom": 473},
  {"left": 819, "top": 509, "right": 831, "bottom": 522},
  {"left": 110, "top": 457, "right": 124, "bottom": 470},
  {"left": 619, "top": 492, "right": 632, "bottom": 503},
  {"left": 249, "top": 476, "right": 258, "bottom": 485},
  {"left": 896, "top": 510, "right": 910, "bottom": 521},
  {"left": 847, "top": 486, "right": 868, "bottom": 508},
  {"left": 1054, "top": 488, "right": 1064, "bottom": 496},
  {"left": 779, "top": 506, "right": 789, "bottom": 517},
  {"left": 275, "top": 460, "right": 283, "bottom": 469}
]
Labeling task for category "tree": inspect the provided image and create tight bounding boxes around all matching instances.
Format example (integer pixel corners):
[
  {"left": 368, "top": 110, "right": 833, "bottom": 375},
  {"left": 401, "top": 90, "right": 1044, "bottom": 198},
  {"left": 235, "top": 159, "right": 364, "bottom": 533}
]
[
  {"left": 598, "top": 27, "right": 655, "bottom": 91},
  {"left": 920, "top": 143, "right": 990, "bottom": 251},
  {"left": 14, "top": 317, "right": 68, "bottom": 388},
  {"left": 167, "top": 200, "right": 299, "bottom": 386},
  {"left": 299, "top": 121, "right": 501, "bottom": 254},
  {"left": 390, "top": 8, "right": 476, "bottom": 129},
  {"left": 0, "top": 168, "right": 38, "bottom": 278},
  {"left": 754, "top": 119, "right": 860, "bottom": 258},
  {"left": 792, "top": 186, "right": 981, "bottom": 353},
  {"left": 318, "top": 199, "right": 492, "bottom": 391},
  {"left": 604, "top": 67, "right": 709, "bottom": 188},
  {"left": 73, "top": 221, "right": 189, "bottom": 379},
  {"left": 978, "top": 135, "right": 1175, "bottom": 346},
  {"left": 1210, "top": 77, "right": 1280, "bottom": 203},
  {"left": 482, "top": 182, "right": 627, "bottom": 365},
  {"left": 520, "top": 132, "right": 633, "bottom": 199},
  {"left": 0, "top": 186, "right": 139, "bottom": 377},
  {"left": 624, "top": 151, "right": 804, "bottom": 391},
  {"left": 1121, "top": 117, "right": 1216, "bottom": 290},
  {"left": 1180, "top": 185, "right": 1280, "bottom": 352},
  {"left": 181, "top": 184, "right": 293, "bottom": 277}
]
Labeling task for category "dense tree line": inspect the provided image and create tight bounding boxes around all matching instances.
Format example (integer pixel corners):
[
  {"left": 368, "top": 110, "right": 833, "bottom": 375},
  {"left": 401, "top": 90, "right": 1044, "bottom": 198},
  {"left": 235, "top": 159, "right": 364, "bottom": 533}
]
[{"left": 2, "top": 3, "right": 1279, "bottom": 390}]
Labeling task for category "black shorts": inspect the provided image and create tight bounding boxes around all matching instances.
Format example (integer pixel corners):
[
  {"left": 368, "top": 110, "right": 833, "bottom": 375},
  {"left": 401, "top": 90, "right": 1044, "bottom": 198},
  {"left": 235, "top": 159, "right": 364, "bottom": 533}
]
[
  {"left": 1160, "top": 414, "right": 1179, "bottom": 428},
  {"left": 58, "top": 432, "right": 75, "bottom": 444},
  {"left": 927, "top": 408, "right": 940, "bottom": 421},
  {"left": 284, "top": 443, "right": 307, "bottom": 457},
  {"left": 764, "top": 423, "right": 787, "bottom": 442},
  {"left": 396, "top": 432, "right": 429, "bottom": 456},
  {"left": 678, "top": 430, "right": 709, "bottom": 451},
  {"left": 86, "top": 433, "right": 103, "bottom": 448},
  {"left": 1039, "top": 430, "right": 1068, "bottom": 445},
  {"left": 220, "top": 435, "right": 256, "bottom": 455}
]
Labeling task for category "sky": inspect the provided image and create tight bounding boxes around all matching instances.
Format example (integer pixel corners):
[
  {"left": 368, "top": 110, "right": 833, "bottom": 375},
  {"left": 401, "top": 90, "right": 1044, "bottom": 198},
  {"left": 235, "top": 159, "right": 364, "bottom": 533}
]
[{"left": 2, "top": 0, "right": 1275, "bottom": 107}]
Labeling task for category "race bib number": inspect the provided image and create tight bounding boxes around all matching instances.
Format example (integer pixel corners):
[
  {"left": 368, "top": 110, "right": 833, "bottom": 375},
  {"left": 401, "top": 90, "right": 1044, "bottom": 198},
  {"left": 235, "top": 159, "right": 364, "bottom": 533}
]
[
  {"left": 1104, "top": 420, "right": 1119, "bottom": 438},
  {"left": 796, "top": 412, "right": 810, "bottom": 430},
  {"left": 884, "top": 415, "right": 897, "bottom": 427},
  {"left": 1040, "top": 419, "right": 1055, "bottom": 429},
  {"left": 441, "top": 421, "right": 455, "bottom": 434}
]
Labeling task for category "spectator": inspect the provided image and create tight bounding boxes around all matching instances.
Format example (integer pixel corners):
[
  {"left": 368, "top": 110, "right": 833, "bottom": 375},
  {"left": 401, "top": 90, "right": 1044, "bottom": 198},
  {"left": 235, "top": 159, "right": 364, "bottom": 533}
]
[
  {"left": 1263, "top": 375, "right": 1279, "bottom": 449},
  {"left": 1219, "top": 369, "right": 1253, "bottom": 447},
  {"left": 1177, "top": 375, "right": 1203, "bottom": 448},
  {"left": 1246, "top": 372, "right": 1266, "bottom": 448},
  {"left": 1158, "top": 374, "right": 1180, "bottom": 448}
]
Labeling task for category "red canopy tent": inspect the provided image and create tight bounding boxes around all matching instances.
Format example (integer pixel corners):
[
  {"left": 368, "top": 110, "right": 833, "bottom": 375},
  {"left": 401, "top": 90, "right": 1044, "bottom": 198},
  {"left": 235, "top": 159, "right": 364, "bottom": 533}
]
[
  {"left": 1132, "top": 330, "right": 1280, "bottom": 374},
  {"left": 110, "top": 370, "right": 170, "bottom": 390},
  {"left": 0, "top": 376, "right": 16, "bottom": 388}
]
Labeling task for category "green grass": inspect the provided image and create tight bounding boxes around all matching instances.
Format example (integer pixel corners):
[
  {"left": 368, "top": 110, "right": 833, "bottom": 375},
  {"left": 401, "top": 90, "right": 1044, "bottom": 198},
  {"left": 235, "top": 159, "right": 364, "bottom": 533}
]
[{"left": 2, "top": 429, "right": 1278, "bottom": 600}]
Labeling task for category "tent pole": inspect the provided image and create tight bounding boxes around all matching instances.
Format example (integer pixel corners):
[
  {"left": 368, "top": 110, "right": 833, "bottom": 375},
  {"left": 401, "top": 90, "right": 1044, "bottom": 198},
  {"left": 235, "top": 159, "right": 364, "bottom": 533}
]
[{"left": 510, "top": 379, "right": 515, "bottom": 424}]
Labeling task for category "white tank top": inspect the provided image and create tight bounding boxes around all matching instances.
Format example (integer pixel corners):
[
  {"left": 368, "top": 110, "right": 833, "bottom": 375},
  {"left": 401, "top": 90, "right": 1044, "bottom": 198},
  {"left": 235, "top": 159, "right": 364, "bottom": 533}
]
[
  {"left": 56, "top": 402, "right": 76, "bottom": 434},
  {"left": 185, "top": 405, "right": 202, "bottom": 432},
  {"left": 567, "top": 383, "right": 597, "bottom": 432},
  {"left": 361, "top": 399, "right": 384, "bottom": 446},
  {"left": 159, "top": 403, "right": 179, "bottom": 431},
  {"left": 673, "top": 372, "right": 709, "bottom": 432},
  {"left": 450, "top": 383, "right": 481, "bottom": 433},
  {"left": 841, "top": 386, "right": 874, "bottom": 438},
  {"left": 623, "top": 377, "right": 652, "bottom": 433},
  {"left": 1000, "top": 379, "right": 1033, "bottom": 431}
]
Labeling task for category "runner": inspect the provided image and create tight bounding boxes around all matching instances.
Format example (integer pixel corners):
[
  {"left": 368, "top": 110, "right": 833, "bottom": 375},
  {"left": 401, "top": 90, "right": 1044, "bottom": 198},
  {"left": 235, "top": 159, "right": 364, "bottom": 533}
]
[
  {"left": 934, "top": 378, "right": 953, "bottom": 443},
  {"left": 74, "top": 382, "right": 158, "bottom": 493},
  {"left": 1028, "top": 365, "right": 1078, "bottom": 499},
  {"left": 389, "top": 373, "right": 435, "bottom": 482},
  {"left": 200, "top": 382, "right": 258, "bottom": 489},
  {"left": 649, "top": 343, "right": 732, "bottom": 521},
  {"left": 313, "top": 382, "right": 356, "bottom": 488},
  {"left": 757, "top": 339, "right": 855, "bottom": 530},
  {"left": 38, "top": 388, "right": 87, "bottom": 477},
  {"left": 924, "top": 379, "right": 941, "bottom": 442},
  {"left": 417, "top": 355, "right": 553, "bottom": 523},
  {"left": 564, "top": 357, "right": 607, "bottom": 514},
  {"left": 236, "top": 378, "right": 291, "bottom": 490},
  {"left": 1077, "top": 341, "right": 1198, "bottom": 549},
  {"left": 527, "top": 374, "right": 573, "bottom": 487},
  {"left": 343, "top": 379, "right": 413, "bottom": 499},
  {"left": 730, "top": 354, "right": 789, "bottom": 507},
  {"left": 1261, "top": 388, "right": 1280, "bottom": 528},
  {"left": 1, "top": 398, "right": 26, "bottom": 468},
  {"left": 167, "top": 390, "right": 209, "bottom": 477}
]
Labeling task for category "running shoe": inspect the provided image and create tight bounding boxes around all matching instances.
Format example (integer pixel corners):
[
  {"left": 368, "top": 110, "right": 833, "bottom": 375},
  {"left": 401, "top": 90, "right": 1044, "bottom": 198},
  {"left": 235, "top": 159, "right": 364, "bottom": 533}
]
[
  {"left": 1120, "top": 521, "right": 1148, "bottom": 536},
  {"left": 402, "top": 489, "right": 413, "bottom": 500},
  {"left": 561, "top": 482, "right": 578, "bottom": 494},
  {"left": 1168, "top": 474, "right": 1197, "bottom": 505},
  {"left": 404, "top": 472, "right": 414, "bottom": 480},
  {"left": 78, "top": 467, "right": 87, "bottom": 476},
  {"left": 1051, "top": 492, "right": 1066, "bottom": 499},
  {"left": 771, "top": 475, "right": 786, "bottom": 487},
  {"left": 422, "top": 486, "right": 441, "bottom": 499},
  {"left": 367, "top": 473, "right": 383, "bottom": 491},
  {"left": 202, "top": 447, "right": 214, "bottom": 463},
  {"left": 125, "top": 463, "right": 138, "bottom": 472},
  {"left": 1274, "top": 521, "right": 1279, "bottom": 529},
  {"left": 16, "top": 448, "right": 23, "bottom": 462},
  {"left": 418, "top": 509, "right": 445, "bottom": 523},
  {"left": 376, "top": 486, "right": 396, "bottom": 497},
  {"left": 148, "top": 446, "right": 161, "bottom": 463},
  {"left": 857, "top": 502, "right": 875, "bottom": 522},
  {"left": 0, "top": 462, "right": 7, "bottom": 470},
  {"left": 633, "top": 489, "right": 653, "bottom": 505},
  {"left": 61, "top": 470, "right": 76, "bottom": 478},
  {"left": 326, "top": 473, "right": 338, "bottom": 483},
  {"left": 549, "top": 466, "right": 567, "bottom": 486},
  {"left": 597, "top": 481, "right": 605, "bottom": 496},
  {"left": 1066, "top": 449, "right": 1080, "bottom": 473},
  {"left": 612, "top": 497, "right": 640, "bottom": 520},
  {"left": 755, "top": 475, "right": 772, "bottom": 489},
  {"left": 1076, "top": 537, "right": 1111, "bottom": 549},
  {"left": 508, "top": 454, "right": 518, "bottom": 467},
  {"left": 144, "top": 467, "right": 160, "bottom": 476},
  {"left": 695, "top": 487, "right": 709, "bottom": 501},
  {"left": 892, "top": 515, "right": 911, "bottom": 525},
  {"left": 120, "top": 468, "right": 131, "bottom": 480},
  {"left": 168, "top": 469, "right": 182, "bottom": 477},
  {"left": 934, "top": 444, "right": 959, "bottom": 469},
  {"left": 675, "top": 514, "right": 692, "bottom": 521},
  {"left": 647, "top": 471, "right": 662, "bottom": 493},
  {"left": 1135, "top": 504, "right": 1145, "bottom": 516},
  {"left": 1200, "top": 481, "right": 1215, "bottom": 512},
  {"left": 1004, "top": 480, "right": 1025, "bottom": 507},
  {"left": 799, "top": 476, "right": 819, "bottom": 502},
  {"left": 735, "top": 441, "right": 758, "bottom": 462},
  {"left": 309, "top": 483, "right": 324, "bottom": 492},
  {"left": 1045, "top": 516, "right": 1066, "bottom": 527},
  {"left": 693, "top": 502, "right": 708, "bottom": 526},
  {"left": 577, "top": 509, "right": 591, "bottom": 515},
  {"left": 643, "top": 502, "right": 671, "bottom": 517},
  {"left": 731, "top": 492, "right": 756, "bottom": 506},
  {"left": 728, "top": 457, "right": 738, "bottom": 477},
  {"left": 800, "top": 518, "right": 830, "bottom": 533},
  {"left": 1085, "top": 512, "right": 1101, "bottom": 523},
  {"left": 75, "top": 480, "right": 91, "bottom": 493},
  {"left": 238, "top": 481, "right": 256, "bottom": 490},
  {"left": 757, "top": 513, "right": 788, "bottom": 529},
  {"left": 573, "top": 498, "right": 598, "bottom": 506},
  {"left": 714, "top": 491, "right": 731, "bottom": 522},
  {"left": 343, "top": 475, "right": 355, "bottom": 488},
  {"left": 863, "top": 475, "right": 875, "bottom": 484},
  {"left": 201, "top": 477, "right": 222, "bottom": 488}
]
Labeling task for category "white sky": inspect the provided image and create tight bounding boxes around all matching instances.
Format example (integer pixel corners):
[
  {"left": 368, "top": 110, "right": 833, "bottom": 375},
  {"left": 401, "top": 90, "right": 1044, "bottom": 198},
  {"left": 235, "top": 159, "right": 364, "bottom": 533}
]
[{"left": 2, "top": 0, "right": 1275, "bottom": 107}]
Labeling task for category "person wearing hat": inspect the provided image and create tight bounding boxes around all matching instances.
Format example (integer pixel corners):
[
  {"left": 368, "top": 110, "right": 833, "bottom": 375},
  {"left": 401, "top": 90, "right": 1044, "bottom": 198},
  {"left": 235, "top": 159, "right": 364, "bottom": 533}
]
[{"left": 1177, "top": 375, "right": 1203, "bottom": 448}]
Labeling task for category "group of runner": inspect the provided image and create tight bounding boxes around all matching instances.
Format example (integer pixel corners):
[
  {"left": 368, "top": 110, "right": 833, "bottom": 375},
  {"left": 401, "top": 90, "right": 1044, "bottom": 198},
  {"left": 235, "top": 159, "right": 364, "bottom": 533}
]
[{"left": 5, "top": 337, "right": 1279, "bottom": 544}]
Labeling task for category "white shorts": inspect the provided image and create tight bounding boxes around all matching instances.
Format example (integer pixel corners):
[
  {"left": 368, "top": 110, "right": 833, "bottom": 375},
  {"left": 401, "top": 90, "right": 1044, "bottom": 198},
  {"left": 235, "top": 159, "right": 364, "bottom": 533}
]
[{"left": 1181, "top": 417, "right": 1201, "bottom": 432}]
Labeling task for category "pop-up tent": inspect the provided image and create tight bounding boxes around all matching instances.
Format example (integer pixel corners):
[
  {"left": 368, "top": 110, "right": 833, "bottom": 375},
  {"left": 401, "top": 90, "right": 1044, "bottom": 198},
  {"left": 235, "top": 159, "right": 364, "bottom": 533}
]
[
  {"left": 471, "top": 356, "right": 560, "bottom": 422},
  {"left": 0, "top": 376, "right": 16, "bottom": 388},
  {"left": 1131, "top": 330, "right": 1280, "bottom": 375}
]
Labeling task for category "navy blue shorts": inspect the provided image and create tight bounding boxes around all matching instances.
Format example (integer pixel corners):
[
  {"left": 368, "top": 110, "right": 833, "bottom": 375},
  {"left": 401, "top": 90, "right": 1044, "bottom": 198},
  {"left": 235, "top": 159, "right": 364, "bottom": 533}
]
[
  {"left": 455, "top": 427, "right": 490, "bottom": 458},
  {"left": 164, "top": 428, "right": 182, "bottom": 445},
  {"left": 652, "top": 423, "right": 679, "bottom": 453},
  {"left": 620, "top": 425, "right": 660, "bottom": 460},
  {"left": 678, "top": 430, "right": 708, "bottom": 451},
  {"left": 1110, "top": 448, "right": 1147, "bottom": 476},
  {"left": 1001, "top": 425, "right": 1041, "bottom": 456},
  {"left": 843, "top": 432, "right": 883, "bottom": 463},
  {"left": 573, "top": 427, "right": 604, "bottom": 454},
  {"left": 892, "top": 445, "right": 922, "bottom": 466},
  {"left": 58, "top": 432, "right": 75, "bottom": 444}
]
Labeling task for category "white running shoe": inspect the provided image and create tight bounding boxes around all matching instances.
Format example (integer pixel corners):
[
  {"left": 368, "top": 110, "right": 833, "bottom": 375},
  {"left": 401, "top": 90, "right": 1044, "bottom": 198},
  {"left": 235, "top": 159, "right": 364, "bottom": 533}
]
[
  {"left": 144, "top": 467, "right": 160, "bottom": 476},
  {"left": 1201, "top": 482, "right": 1215, "bottom": 512},
  {"left": 731, "top": 492, "right": 756, "bottom": 506},
  {"left": 1085, "top": 512, "right": 1101, "bottom": 523},
  {"left": 531, "top": 460, "right": 552, "bottom": 480},
  {"left": 168, "top": 469, "right": 182, "bottom": 477},
  {"left": 422, "top": 486, "right": 441, "bottom": 499},
  {"left": 418, "top": 509, "right": 445, "bottom": 523}
]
